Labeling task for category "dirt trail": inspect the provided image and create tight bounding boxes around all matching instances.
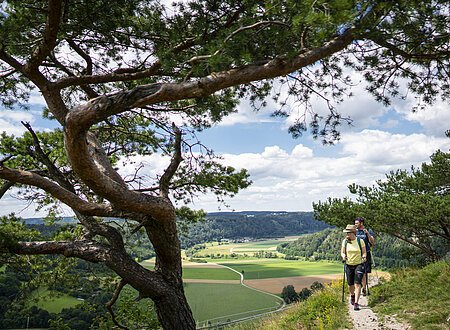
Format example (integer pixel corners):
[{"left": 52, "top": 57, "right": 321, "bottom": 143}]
[{"left": 347, "top": 276, "right": 411, "bottom": 330}]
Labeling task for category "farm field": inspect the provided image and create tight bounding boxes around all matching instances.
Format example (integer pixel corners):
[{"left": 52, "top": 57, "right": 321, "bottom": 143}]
[
  {"left": 184, "top": 282, "right": 282, "bottom": 325},
  {"left": 193, "top": 236, "right": 302, "bottom": 258},
  {"left": 221, "top": 260, "right": 343, "bottom": 280},
  {"left": 183, "top": 267, "right": 240, "bottom": 280}
]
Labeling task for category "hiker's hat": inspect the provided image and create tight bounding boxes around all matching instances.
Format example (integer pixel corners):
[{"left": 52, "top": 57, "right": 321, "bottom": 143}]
[{"left": 343, "top": 224, "right": 357, "bottom": 233}]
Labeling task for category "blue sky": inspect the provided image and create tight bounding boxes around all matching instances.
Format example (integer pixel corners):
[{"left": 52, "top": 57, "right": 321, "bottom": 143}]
[
  {"left": 0, "top": 78, "right": 449, "bottom": 218},
  {"left": 0, "top": 32, "right": 449, "bottom": 218}
]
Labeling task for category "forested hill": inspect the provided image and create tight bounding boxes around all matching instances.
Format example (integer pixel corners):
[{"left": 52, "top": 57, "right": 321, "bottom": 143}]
[
  {"left": 23, "top": 212, "right": 330, "bottom": 249},
  {"left": 181, "top": 211, "right": 330, "bottom": 247},
  {"left": 278, "top": 228, "right": 422, "bottom": 269}
]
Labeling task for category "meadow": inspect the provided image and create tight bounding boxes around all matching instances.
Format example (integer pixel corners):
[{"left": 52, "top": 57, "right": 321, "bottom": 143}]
[
  {"left": 28, "top": 287, "right": 82, "bottom": 313},
  {"left": 184, "top": 282, "right": 282, "bottom": 325}
]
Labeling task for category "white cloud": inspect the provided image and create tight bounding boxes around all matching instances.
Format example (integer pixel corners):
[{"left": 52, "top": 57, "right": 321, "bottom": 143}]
[
  {"left": 397, "top": 99, "right": 449, "bottom": 137},
  {"left": 0, "top": 110, "right": 36, "bottom": 135},
  {"left": 190, "top": 130, "right": 450, "bottom": 212}
]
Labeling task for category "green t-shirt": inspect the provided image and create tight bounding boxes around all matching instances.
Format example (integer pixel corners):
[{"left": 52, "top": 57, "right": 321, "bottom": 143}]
[{"left": 342, "top": 238, "right": 366, "bottom": 266}]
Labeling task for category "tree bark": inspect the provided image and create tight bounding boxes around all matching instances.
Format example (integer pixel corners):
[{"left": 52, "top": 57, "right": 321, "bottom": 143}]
[{"left": 154, "top": 288, "right": 196, "bottom": 330}]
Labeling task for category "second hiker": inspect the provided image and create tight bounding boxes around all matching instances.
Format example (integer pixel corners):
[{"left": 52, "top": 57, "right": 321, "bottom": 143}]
[
  {"left": 355, "top": 217, "right": 375, "bottom": 296},
  {"left": 341, "top": 224, "right": 366, "bottom": 311}
]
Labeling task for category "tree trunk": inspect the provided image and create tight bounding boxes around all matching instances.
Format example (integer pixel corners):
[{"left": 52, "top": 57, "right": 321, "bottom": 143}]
[{"left": 154, "top": 286, "right": 196, "bottom": 330}]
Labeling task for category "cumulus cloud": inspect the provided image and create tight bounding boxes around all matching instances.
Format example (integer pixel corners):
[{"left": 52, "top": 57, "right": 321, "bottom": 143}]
[
  {"left": 396, "top": 99, "right": 449, "bottom": 137},
  {"left": 0, "top": 110, "right": 36, "bottom": 136},
  {"left": 191, "top": 130, "right": 450, "bottom": 212}
]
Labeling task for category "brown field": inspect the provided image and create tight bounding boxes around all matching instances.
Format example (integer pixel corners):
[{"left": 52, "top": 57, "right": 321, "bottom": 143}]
[
  {"left": 244, "top": 274, "right": 342, "bottom": 294},
  {"left": 244, "top": 270, "right": 392, "bottom": 294}
]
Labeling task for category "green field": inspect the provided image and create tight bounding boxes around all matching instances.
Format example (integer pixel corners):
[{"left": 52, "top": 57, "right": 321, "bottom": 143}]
[
  {"left": 29, "top": 287, "right": 82, "bottom": 313},
  {"left": 184, "top": 283, "right": 282, "bottom": 325},
  {"left": 140, "top": 260, "right": 240, "bottom": 280},
  {"left": 221, "top": 260, "right": 342, "bottom": 279},
  {"left": 182, "top": 267, "right": 240, "bottom": 280}
]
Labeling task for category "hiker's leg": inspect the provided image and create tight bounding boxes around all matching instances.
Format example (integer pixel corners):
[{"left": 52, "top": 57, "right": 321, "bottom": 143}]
[
  {"left": 354, "top": 264, "right": 365, "bottom": 304},
  {"left": 348, "top": 284, "right": 355, "bottom": 295},
  {"left": 355, "top": 283, "right": 362, "bottom": 303}
]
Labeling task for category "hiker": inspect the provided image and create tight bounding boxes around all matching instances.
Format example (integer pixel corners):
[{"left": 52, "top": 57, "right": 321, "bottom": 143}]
[
  {"left": 355, "top": 217, "right": 375, "bottom": 296},
  {"left": 341, "top": 224, "right": 366, "bottom": 311}
]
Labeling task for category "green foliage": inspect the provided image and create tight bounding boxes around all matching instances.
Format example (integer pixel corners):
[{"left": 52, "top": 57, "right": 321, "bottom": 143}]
[
  {"left": 286, "top": 282, "right": 349, "bottom": 330},
  {"left": 314, "top": 150, "right": 450, "bottom": 261},
  {"left": 0, "top": 214, "right": 39, "bottom": 252},
  {"left": 281, "top": 284, "right": 298, "bottom": 304},
  {"left": 113, "top": 286, "right": 160, "bottom": 330},
  {"left": 369, "top": 260, "right": 450, "bottom": 329},
  {"left": 278, "top": 228, "right": 419, "bottom": 269}
]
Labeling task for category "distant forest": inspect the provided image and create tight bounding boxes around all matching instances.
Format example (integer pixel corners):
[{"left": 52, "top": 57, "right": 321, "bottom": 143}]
[
  {"left": 25, "top": 211, "right": 330, "bottom": 249},
  {"left": 180, "top": 211, "right": 330, "bottom": 247}
]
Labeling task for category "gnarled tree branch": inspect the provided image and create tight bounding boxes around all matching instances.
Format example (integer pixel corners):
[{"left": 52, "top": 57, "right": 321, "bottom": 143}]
[
  {"left": 105, "top": 279, "right": 129, "bottom": 330},
  {"left": 0, "top": 166, "right": 116, "bottom": 217},
  {"left": 159, "top": 124, "right": 183, "bottom": 198},
  {"left": 24, "top": 0, "right": 63, "bottom": 72}
]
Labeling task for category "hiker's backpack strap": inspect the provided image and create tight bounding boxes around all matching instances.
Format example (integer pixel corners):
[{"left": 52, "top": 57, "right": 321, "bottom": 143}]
[{"left": 357, "top": 237, "right": 363, "bottom": 257}]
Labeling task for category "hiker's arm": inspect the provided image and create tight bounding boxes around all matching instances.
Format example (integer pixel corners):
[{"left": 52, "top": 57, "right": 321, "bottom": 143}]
[
  {"left": 365, "top": 229, "right": 375, "bottom": 245},
  {"left": 361, "top": 240, "right": 367, "bottom": 260},
  {"left": 340, "top": 244, "right": 346, "bottom": 261}
]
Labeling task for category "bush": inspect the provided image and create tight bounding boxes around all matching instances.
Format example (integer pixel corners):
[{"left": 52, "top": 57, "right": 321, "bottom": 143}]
[{"left": 284, "top": 282, "right": 350, "bottom": 329}]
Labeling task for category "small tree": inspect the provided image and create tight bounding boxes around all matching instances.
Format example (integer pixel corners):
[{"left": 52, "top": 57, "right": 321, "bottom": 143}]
[
  {"left": 314, "top": 150, "right": 450, "bottom": 260},
  {"left": 281, "top": 285, "right": 298, "bottom": 304},
  {"left": 310, "top": 281, "right": 324, "bottom": 291},
  {"left": 298, "top": 287, "right": 312, "bottom": 301}
]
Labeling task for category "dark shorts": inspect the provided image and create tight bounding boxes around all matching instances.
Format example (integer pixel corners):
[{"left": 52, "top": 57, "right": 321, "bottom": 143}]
[
  {"left": 345, "top": 264, "right": 364, "bottom": 286},
  {"left": 365, "top": 252, "right": 372, "bottom": 273}
]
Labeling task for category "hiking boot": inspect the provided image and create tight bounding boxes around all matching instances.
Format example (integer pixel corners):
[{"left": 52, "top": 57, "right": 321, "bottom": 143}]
[
  {"left": 350, "top": 294, "right": 355, "bottom": 305},
  {"left": 362, "top": 288, "right": 367, "bottom": 296},
  {"left": 354, "top": 303, "right": 360, "bottom": 311}
]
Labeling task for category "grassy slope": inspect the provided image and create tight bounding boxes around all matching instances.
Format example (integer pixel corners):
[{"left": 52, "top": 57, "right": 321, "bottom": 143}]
[
  {"left": 28, "top": 287, "right": 82, "bottom": 313},
  {"left": 369, "top": 260, "right": 450, "bottom": 329},
  {"left": 228, "top": 281, "right": 351, "bottom": 330}
]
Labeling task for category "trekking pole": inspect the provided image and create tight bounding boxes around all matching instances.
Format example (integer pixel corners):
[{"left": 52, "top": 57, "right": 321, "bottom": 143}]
[
  {"left": 342, "top": 265, "right": 345, "bottom": 302},
  {"left": 366, "top": 271, "right": 370, "bottom": 296},
  {"left": 364, "top": 259, "right": 370, "bottom": 296}
]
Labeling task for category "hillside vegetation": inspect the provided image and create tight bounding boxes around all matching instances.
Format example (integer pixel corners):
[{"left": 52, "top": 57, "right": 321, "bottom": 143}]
[
  {"left": 229, "top": 261, "right": 450, "bottom": 330},
  {"left": 370, "top": 260, "right": 450, "bottom": 329},
  {"left": 228, "top": 281, "right": 350, "bottom": 330},
  {"left": 278, "top": 228, "right": 426, "bottom": 269}
]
